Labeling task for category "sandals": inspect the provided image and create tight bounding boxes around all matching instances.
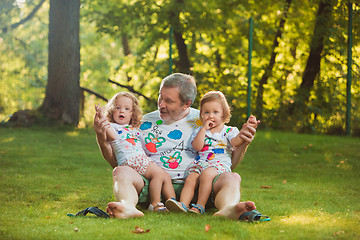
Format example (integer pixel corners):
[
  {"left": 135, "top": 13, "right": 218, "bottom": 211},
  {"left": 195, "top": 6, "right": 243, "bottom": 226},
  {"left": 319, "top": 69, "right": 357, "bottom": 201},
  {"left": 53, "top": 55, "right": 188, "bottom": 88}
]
[
  {"left": 165, "top": 199, "right": 205, "bottom": 214},
  {"left": 239, "top": 209, "right": 270, "bottom": 222},
  {"left": 148, "top": 202, "right": 167, "bottom": 212},
  {"left": 165, "top": 198, "right": 188, "bottom": 212},
  {"left": 67, "top": 207, "right": 110, "bottom": 218},
  {"left": 189, "top": 203, "right": 205, "bottom": 214}
]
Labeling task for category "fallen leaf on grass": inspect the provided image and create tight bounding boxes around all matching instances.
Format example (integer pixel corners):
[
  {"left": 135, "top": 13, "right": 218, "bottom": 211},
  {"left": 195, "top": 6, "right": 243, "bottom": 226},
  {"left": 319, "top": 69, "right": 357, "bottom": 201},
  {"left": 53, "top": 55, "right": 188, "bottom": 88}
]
[
  {"left": 304, "top": 144, "right": 313, "bottom": 149},
  {"left": 261, "top": 185, "right": 272, "bottom": 189},
  {"left": 74, "top": 228, "right": 79, "bottom": 232},
  {"left": 205, "top": 224, "right": 211, "bottom": 232},
  {"left": 333, "top": 230, "right": 344, "bottom": 236},
  {"left": 282, "top": 180, "right": 287, "bottom": 184},
  {"left": 132, "top": 226, "right": 150, "bottom": 234}
]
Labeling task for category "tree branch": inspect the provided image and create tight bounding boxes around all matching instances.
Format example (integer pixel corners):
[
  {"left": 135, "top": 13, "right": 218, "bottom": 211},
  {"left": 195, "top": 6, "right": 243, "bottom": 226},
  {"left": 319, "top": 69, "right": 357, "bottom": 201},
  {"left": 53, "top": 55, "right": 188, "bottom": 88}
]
[
  {"left": 81, "top": 87, "right": 108, "bottom": 102},
  {"left": 108, "top": 79, "right": 154, "bottom": 102},
  {"left": 2, "top": 0, "right": 46, "bottom": 34}
]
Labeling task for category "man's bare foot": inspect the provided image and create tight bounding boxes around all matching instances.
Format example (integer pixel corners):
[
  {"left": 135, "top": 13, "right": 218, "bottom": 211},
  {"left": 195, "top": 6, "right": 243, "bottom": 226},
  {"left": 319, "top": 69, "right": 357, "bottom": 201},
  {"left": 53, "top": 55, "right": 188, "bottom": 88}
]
[
  {"left": 106, "top": 200, "right": 144, "bottom": 219},
  {"left": 213, "top": 201, "right": 256, "bottom": 220}
]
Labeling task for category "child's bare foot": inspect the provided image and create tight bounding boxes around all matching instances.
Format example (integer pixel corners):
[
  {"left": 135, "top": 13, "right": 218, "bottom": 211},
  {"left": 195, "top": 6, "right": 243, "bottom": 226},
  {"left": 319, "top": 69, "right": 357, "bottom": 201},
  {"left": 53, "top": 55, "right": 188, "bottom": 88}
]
[
  {"left": 213, "top": 201, "right": 256, "bottom": 220},
  {"left": 106, "top": 200, "right": 144, "bottom": 219}
]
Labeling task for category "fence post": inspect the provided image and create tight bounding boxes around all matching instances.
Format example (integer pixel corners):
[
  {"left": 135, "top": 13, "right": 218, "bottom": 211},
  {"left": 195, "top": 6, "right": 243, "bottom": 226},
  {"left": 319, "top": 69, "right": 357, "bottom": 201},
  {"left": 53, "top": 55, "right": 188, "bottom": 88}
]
[
  {"left": 247, "top": 17, "right": 253, "bottom": 119},
  {"left": 346, "top": 2, "right": 353, "bottom": 136}
]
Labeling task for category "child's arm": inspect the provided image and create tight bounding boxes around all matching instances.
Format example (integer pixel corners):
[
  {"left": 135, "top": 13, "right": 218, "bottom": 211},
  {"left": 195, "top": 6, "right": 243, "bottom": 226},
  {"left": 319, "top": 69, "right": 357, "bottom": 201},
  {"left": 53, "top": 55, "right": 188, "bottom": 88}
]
[
  {"left": 94, "top": 104, "right": 117, "bottom": 141},
  {"left": 231, "top": 115, "right": 260, "bottom": 148},
  {"left": 191, "top": 119, "right": 213, "bottom": 151}
]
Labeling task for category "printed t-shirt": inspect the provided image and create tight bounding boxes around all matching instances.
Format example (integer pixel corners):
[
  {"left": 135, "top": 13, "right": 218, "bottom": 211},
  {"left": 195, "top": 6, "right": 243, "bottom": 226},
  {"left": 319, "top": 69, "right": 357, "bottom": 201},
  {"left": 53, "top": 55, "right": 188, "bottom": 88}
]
[
  {"left": 189, "top": 125, "right": 240, "bottom": 171},
  {"left": 110, "top": 123, "right": 144, "bottom": 166},
  {"left": 139, "top": 108, "right": 201, "bottom": 181}
]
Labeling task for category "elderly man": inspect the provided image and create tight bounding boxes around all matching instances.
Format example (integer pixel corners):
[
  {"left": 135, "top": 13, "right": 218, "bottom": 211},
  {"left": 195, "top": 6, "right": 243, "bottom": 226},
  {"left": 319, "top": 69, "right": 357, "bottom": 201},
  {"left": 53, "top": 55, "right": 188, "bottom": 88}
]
[{"left": 94, "top": 73, "right": 258, "bottom": 219}]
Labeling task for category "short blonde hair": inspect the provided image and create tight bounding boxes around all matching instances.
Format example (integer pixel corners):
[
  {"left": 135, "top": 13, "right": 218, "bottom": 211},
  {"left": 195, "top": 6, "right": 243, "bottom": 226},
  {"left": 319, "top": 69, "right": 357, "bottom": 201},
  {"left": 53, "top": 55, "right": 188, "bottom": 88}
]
[
  {"left": 200, "top": 91, "right": 231, "bottom": 123},
  {"left": 104, "top": 92, "right": 143, "bottom": 128}
]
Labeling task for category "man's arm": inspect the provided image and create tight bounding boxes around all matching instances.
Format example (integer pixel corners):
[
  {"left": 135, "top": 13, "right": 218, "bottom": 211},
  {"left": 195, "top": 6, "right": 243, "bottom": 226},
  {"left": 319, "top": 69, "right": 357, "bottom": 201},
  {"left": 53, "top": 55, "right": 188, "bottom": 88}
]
[
  {"left": 231, "top": 142, "right": 250, "bottom": 170},
  {"left": 94, "top": 110, "right": 117, "bottom": 169},
  {"left": 231, "top": 117, "right": 259, "bottom": 170}
]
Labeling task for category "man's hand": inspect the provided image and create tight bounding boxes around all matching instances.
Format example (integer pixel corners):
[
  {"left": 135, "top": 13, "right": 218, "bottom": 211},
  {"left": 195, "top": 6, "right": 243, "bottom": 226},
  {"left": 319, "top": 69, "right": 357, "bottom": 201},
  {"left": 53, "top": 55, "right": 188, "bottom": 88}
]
[
  {"left": 94, "top": 104, "right": 111, "bottom": 142},
  {"left": 238, "top": 115, "right": 260, "bottom": 144},
  {"left": 93, "top": 104, "right": 117, "bottom": 169}
]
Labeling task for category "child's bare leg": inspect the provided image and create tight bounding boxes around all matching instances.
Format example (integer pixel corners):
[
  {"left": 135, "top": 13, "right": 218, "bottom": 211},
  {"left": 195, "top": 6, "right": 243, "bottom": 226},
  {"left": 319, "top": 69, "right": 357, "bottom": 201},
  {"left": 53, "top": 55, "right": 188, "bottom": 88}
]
[
  {"left": 193, "top": 167, "right": 218, "bottom": 210},
  {"left": 161, "top": 170, "right": 176, "bottom": 200},
  {"left": 143, "top": 163, "right": 163, "bottom": 206},
  {"left": 179, "top": 172, "right": 199, "bottom": 207},
  {"left": 143, "top": 163, "right": 175, "bottom": 210}
]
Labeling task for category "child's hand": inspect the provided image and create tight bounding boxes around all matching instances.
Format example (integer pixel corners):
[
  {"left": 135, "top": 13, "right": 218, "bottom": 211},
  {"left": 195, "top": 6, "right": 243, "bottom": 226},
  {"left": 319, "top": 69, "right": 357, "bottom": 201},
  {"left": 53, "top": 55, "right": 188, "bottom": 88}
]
[{"left": 203, "top": 119, "right": 215, "bottom": 130}]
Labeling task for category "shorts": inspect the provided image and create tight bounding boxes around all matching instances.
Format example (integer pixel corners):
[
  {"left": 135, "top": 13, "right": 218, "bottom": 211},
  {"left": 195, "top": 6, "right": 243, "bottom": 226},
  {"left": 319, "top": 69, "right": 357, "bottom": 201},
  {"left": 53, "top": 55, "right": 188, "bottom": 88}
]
[
  {"left": 120, "top": 154, "right": 151, "bottom": 176},
  {"left": 137, "top": 174, "right": 221, "bottom": 209},
  {"left": 185, "top": 161, "right": 230, "bottom": 177}
]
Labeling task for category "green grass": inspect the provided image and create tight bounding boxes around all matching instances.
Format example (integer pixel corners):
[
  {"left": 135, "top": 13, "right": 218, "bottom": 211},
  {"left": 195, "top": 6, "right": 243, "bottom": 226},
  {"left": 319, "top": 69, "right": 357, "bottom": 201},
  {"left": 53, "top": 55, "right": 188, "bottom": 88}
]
[{"left": 0, "top": 127, "right": 359, "bottom": 240}]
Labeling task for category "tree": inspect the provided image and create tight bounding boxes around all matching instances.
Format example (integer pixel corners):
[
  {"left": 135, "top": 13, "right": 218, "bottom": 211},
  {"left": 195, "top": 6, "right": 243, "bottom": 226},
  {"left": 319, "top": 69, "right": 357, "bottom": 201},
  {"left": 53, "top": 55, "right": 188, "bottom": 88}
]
[
  {"left": 2, "top": 0, "right": 46, "bottom": 34},
  {"left": 39, "top": 0, "right": 80, "bottom": 125},
  {"left": 255, "top": 0, "right": 292, "bottom": 120},
  {"left": 292, "top": 0, "right": 335, "bottom": 115}
]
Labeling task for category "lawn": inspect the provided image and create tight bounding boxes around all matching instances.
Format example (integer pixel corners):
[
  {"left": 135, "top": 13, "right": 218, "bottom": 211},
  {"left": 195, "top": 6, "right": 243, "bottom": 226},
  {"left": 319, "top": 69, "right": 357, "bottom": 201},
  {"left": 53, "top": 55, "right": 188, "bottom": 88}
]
[{"left": 0, "top": 127, "right": 359, "bottom": 239}]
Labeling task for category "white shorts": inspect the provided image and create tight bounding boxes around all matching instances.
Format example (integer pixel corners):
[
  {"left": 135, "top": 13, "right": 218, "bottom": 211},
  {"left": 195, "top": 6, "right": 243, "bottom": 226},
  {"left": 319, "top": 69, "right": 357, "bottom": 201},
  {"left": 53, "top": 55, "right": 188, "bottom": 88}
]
[
  {"left": 185, "top": 160, "right": 230, "bottom": 177},
  {"left": 120, "top": 154, "right": 151, "bottom": 176}
]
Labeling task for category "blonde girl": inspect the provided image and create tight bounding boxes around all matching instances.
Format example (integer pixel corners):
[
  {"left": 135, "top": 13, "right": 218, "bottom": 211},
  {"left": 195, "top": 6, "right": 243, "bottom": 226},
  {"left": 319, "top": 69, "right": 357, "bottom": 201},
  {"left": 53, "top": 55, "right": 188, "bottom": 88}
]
[
  {"left": 166, "top": 91, "right": 258, "bottom": 214},
  {"left": 95, "top": 92, "right": 176, "bottom": 212}
]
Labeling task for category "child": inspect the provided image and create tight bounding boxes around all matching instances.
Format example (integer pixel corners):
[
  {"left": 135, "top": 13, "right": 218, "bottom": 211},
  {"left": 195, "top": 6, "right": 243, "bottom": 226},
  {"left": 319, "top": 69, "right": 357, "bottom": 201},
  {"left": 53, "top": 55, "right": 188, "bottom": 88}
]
[
  {"left": 165, "top": 91, "right": 259, "bottom": 214},
  {"left": 95, "top": 92, "right": 176, "bottom": 212}
]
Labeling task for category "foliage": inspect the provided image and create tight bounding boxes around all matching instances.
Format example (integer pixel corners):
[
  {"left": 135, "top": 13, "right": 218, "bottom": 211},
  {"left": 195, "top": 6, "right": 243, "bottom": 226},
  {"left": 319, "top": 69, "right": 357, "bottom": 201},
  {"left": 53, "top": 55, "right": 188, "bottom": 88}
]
[
  {"left": 0, "top": 0, "right": 48, "bottom": 120},
  {"left": 1, "top": 127, "right": 359, "bottom": 239},
  {"left": 1, "top": 0, "right": 359, "bottom": 135}
]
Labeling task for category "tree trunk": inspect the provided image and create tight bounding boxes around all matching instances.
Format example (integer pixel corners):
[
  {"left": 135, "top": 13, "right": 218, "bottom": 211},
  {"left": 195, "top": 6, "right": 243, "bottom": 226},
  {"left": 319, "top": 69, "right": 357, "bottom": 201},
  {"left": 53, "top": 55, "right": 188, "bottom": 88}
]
[
  {"left": 168, "top": 0, "right": 191, "bottom": 74},
  {"left": 174, "top": 30, "right": 191, "bottom": 74},
  {"left": 40, "top": 0, "right": 80, "bottom": 125},
  {"left": 255, "top": 0, "right": 292, "bottom": 120},
  {"left": 294, "top": 0, "right": 334, "bottom": 108}
]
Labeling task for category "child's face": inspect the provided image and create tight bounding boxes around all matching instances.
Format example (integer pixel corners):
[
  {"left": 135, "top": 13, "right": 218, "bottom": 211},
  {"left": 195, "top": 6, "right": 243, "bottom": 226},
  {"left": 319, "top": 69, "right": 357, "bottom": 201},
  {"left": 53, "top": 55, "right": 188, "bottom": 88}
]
[
  {"left": 201, "top": 100, "right": 224, "bottom": 128},
  {"left": 113, "top": 96, "right": 133, "bottom": 125}
]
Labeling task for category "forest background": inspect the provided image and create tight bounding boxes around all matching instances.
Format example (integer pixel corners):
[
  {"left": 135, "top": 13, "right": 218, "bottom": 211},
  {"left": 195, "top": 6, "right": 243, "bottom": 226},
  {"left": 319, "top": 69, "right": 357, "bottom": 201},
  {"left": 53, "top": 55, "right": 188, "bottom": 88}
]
[{"left": 1, "top": 0, "right": 359, "bottom": 136}]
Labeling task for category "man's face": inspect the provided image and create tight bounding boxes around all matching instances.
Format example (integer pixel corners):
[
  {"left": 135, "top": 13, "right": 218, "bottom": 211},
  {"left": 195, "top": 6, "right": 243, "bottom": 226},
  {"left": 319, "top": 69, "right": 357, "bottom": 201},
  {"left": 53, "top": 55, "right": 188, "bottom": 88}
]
[{"left": 158, "top": 87, "right": 189, "bottom": 122}]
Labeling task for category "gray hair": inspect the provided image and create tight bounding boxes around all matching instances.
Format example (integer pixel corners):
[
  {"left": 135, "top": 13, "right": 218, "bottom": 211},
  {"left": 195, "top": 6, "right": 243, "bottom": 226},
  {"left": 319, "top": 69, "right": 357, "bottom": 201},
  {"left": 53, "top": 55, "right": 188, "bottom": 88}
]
[{"left": 160, "top": 73, "right": 197, "bottom": 105}]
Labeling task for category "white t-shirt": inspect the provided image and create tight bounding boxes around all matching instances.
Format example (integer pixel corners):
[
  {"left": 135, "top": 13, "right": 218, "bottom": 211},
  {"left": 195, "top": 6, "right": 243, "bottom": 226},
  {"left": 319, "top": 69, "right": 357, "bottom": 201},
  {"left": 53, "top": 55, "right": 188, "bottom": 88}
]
[
  {"left": 190, "top": 125, "right": 240, "bottom": 170},
  {"left": 110, "top": 123, "right": 145, "bottom": 166},
  {"left": 139, "top": 108, "right": 201, "bottom": 181}
]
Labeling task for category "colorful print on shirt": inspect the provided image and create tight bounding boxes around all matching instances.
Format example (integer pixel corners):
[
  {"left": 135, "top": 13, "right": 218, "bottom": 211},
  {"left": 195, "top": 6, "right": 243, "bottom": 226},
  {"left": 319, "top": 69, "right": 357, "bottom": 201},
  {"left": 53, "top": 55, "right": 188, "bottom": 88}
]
[{"left": 139, "top": 108, "right": 201, "bottom": 180}]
